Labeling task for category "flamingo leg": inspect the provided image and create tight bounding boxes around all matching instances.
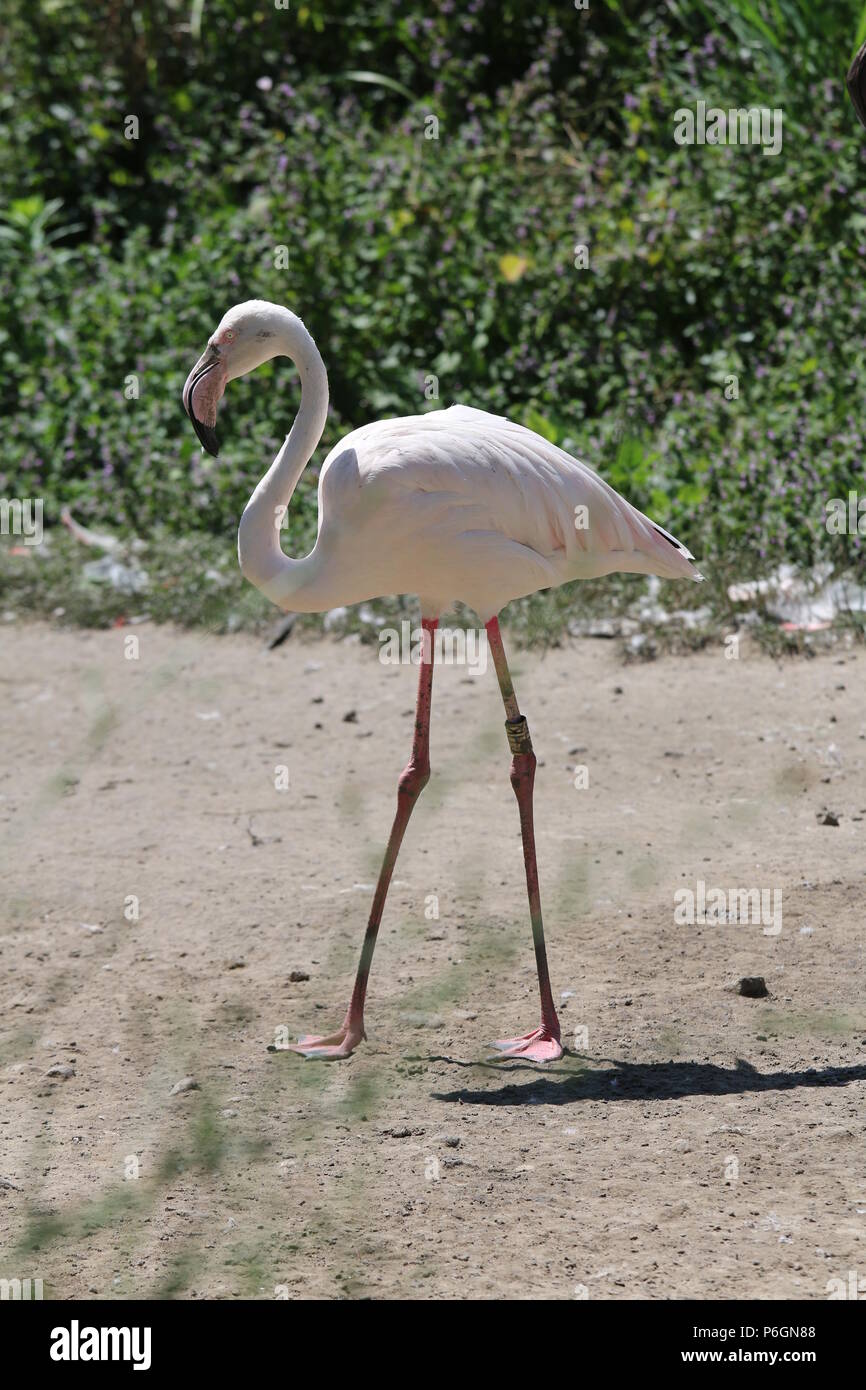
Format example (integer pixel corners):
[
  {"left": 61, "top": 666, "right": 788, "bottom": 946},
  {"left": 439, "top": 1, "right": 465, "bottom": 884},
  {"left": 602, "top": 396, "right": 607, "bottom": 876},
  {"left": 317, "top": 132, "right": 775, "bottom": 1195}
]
[
  {"left": 484, "top": 616, "right": 563, "bottom": 1062},
  {"left": 289, "top": 617, "right": 438, "bottom": 1059}
]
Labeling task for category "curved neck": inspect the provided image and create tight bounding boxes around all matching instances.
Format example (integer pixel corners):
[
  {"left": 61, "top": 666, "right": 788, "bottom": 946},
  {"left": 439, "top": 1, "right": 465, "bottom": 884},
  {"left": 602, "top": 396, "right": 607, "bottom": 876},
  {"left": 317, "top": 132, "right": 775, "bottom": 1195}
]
[{"left": 237, "top": 312, "right": 329, "bottom": 607}]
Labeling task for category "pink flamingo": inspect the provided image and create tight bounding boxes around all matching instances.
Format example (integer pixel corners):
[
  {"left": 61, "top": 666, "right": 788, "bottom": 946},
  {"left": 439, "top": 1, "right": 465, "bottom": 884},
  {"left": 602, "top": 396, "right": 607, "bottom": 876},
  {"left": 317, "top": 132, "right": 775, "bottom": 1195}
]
[{"left": 183, "top": 301, "right": 701, "bottom": 1061}]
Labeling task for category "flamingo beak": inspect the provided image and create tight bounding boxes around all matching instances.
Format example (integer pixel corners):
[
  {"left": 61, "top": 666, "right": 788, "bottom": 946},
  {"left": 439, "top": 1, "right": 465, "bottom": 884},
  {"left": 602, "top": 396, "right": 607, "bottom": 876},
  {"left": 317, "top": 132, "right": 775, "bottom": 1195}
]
[
  {"left": 847, "top": 40, "right": 866, "bottom": 130},
  {"left": 182, "top": 344, "right": 227, "bottom": 457}
]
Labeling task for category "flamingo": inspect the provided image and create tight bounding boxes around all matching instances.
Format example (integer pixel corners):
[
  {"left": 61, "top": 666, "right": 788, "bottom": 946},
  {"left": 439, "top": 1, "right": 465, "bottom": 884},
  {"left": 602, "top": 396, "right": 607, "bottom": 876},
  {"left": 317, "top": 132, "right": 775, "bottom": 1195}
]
[{"left": 182, "top": 300, "right": 701, "bottom": 1062}]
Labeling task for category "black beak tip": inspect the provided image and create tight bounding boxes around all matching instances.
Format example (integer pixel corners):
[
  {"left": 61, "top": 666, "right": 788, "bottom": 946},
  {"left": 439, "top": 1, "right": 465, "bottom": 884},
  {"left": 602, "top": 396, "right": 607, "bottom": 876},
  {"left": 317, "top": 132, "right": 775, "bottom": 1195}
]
[{"left": 189, "top": 413, "right": 220, "bottom": 457}]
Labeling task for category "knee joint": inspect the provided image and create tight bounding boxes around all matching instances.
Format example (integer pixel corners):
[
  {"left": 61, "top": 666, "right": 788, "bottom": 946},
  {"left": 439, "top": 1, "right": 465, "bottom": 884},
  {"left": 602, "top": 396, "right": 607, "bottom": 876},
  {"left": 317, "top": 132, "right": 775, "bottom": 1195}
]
[{"left": 398, "top": 762, "right": 430, "bottom": 799}]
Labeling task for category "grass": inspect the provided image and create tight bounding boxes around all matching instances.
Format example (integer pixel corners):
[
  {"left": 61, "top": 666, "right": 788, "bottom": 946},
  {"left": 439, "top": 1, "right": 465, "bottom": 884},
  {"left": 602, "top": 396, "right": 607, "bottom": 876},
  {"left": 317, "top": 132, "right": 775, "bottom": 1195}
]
[{"left": 5, "top": 530, "right": 862, "bottom": 657}]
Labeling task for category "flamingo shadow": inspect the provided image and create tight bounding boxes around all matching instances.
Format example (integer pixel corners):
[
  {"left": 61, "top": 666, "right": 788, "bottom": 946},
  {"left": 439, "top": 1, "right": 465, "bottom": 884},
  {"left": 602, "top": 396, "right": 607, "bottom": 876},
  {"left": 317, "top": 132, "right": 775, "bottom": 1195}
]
[{"left": 427, "top": 1055, "right": 866, "bottom": 1106}]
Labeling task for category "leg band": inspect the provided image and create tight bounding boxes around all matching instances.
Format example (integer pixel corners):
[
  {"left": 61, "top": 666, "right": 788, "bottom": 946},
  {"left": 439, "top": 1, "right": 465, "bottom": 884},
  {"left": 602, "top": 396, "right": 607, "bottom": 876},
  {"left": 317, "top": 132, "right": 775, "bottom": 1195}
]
[{"left": 505, "top": 716, "right": 533, "bottom": 755}]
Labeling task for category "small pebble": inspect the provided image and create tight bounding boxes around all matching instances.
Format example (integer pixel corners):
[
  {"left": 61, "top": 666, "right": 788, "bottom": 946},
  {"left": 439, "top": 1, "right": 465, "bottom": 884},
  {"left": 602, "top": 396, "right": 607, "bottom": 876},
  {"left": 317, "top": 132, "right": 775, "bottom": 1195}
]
[
  {"left": 737, "top": 977, "right": 768, "bottom": 998},
  {"left": 169, "top": 1076, "right": 199, "bottom": 1096}
]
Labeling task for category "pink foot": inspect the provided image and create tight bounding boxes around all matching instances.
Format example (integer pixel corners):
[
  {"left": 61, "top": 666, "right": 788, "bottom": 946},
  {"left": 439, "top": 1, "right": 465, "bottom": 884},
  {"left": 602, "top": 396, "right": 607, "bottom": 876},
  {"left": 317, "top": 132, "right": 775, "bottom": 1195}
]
[
  {"left": 490, "top": 1026, "right": 563, "bottom": 1062},
  {"left": 287, "top": 1023, "right": 364, "bottom": 1061}
]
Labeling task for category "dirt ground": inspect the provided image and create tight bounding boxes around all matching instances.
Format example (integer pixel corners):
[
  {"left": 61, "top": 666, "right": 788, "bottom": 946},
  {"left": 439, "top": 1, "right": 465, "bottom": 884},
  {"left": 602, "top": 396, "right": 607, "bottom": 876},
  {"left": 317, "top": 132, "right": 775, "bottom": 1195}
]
[{"left": 1, "top": 618, "right": 864, "bottom": 1301}]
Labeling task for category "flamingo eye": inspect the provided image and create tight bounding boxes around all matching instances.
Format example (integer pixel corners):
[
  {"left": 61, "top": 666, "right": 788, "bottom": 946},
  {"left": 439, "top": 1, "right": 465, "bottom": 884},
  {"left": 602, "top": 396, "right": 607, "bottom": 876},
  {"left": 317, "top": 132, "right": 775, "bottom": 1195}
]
[{"left": 223, "top": 329, "right": 235, "bottom": 343}]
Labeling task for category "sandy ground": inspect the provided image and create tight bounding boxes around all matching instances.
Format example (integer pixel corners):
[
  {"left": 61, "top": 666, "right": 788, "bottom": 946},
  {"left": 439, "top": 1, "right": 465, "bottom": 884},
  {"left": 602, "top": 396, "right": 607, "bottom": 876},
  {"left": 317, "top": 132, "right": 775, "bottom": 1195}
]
[{"left": 0, "top": 618, "right": 864, "bottom": 1301}]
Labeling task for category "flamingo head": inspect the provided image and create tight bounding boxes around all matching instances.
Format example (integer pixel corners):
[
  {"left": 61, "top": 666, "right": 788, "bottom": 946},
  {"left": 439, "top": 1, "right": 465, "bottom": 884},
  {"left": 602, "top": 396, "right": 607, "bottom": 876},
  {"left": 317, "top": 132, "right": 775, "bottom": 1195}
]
[
  {"left": 182, "top": 301, "right": 284, "bottom": 457},
  {"left": 848, "top": 40, "right": 866, "bottom": 130}
]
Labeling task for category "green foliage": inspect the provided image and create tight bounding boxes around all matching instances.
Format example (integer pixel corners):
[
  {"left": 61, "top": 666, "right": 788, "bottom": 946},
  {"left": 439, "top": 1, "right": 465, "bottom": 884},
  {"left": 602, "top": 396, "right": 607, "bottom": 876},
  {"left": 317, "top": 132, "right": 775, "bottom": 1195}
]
[{"left": 2, "top": 0, "right": 866, "bottom": 623}]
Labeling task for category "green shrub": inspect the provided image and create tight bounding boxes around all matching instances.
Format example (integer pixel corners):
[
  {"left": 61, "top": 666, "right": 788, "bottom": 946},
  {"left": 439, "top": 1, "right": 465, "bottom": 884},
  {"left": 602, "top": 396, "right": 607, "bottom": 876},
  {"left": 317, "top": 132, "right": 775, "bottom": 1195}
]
[{"left": 2, "top": 0, "right": 865, "bottom": 616}]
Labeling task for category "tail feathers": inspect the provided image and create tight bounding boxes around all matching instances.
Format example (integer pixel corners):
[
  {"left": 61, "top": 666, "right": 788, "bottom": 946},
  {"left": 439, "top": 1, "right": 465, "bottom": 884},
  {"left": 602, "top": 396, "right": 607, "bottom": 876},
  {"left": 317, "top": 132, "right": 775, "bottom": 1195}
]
[
  {"left": 652, "top": 523, "right": 704, "bottom": 580},
  {"left": 652, "top": 521, "right": 692, "bottom": 558},
  {"left": 615, "top": 492, "right": 702, "bottom": 582}
]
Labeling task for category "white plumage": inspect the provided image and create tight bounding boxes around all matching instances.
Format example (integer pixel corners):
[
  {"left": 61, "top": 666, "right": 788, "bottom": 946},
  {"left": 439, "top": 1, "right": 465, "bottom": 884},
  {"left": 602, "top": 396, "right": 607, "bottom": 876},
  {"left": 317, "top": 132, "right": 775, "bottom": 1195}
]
[
  {"left": 182, "top": 300, "right": 700, "bottom": 621},
  {"left": 314, "top": 403, "right": 698, "bottom": 620}
]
